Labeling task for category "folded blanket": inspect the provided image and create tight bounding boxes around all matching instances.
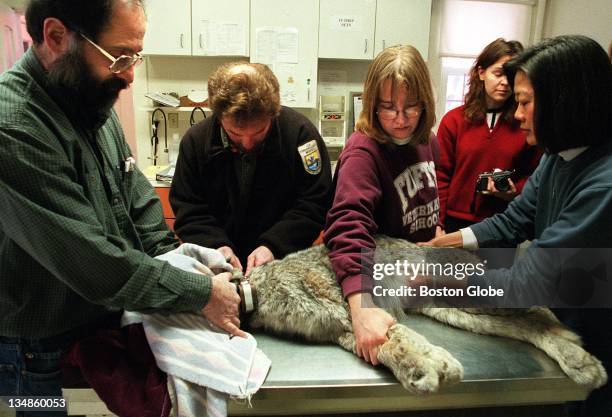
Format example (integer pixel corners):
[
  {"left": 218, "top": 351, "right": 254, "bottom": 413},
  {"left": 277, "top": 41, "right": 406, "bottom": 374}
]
[{"left": 123, "top": 311, "right": 271, "bottom": 417}]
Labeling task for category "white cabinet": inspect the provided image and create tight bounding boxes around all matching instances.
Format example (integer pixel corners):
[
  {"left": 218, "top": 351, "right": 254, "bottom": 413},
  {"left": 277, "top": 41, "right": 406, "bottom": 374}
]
[
  {"left": 318, "top": 0, "right": 432, "bottom": 60},
  {"left": 374, "top": 0, "right": 432, "bottom": 58},
  {"left": 191, "top": 0, "right": 249, "bottom": 57},
  {"left": 143, "top": 0, "right": 250, "bottom": 57},
  {"left": 142, "top": 0, "right": 191, "bottom": 55},
  {"left": 318, "top": 0, "right": 376, "bottom": 60},
  {"left": 250, "top": 0, "right": 320, "bottom": 108}
]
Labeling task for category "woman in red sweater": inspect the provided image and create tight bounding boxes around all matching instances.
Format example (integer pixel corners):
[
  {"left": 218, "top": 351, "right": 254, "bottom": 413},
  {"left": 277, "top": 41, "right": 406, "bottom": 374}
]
[
  {"left": 324, "top": 45, "right": 439, "bottom": 365},
  {"left": 436, "top": 38, "right": 542, "bottom": 233}
]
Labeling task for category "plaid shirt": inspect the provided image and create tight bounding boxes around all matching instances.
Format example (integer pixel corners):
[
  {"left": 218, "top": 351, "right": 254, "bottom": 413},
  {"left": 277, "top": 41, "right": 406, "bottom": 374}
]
[{"left": 0, "top": 48, "right": 212, "bottom": 338}]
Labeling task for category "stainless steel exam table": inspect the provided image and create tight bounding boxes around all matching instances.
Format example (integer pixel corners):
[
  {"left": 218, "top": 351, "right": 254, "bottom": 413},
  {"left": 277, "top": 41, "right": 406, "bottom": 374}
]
[{"left": 62, "top": 314, "right": 589, "bottom": 416}]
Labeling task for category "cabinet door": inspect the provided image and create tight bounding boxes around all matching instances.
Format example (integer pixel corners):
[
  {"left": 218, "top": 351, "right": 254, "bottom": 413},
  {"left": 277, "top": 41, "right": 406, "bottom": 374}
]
[
  {"left": 154, "top": 187, "right": 176, "bottom": 231},
  {"left": 251, "top": 0, "right": 320, "bottom": 108},
  {"left": 142, "top": 0, "right": 191, "bottom": 56},
  {"left": 192, "top": 0, "right": 249, "bottom": 56},
  {"left": 374, "top": 0, "right": 432, "bottom": 59},
  {"left": 318, "top": 0, "right": 376, "bottom": 59}
]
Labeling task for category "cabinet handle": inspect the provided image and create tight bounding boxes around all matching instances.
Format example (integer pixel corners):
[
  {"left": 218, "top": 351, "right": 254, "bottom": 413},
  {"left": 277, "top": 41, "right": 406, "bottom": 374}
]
[
  {"left": 180, "top": 34, "right": 184, "bottom": 48},
  {"left": 364, "top": 39, "right": 368, "bottom": 54},
  {"left": 383, "top": 39, "right": 386, "bottom": 50},
  {"left": 199, "top": 34, "right": 203, "bottom": 49}
]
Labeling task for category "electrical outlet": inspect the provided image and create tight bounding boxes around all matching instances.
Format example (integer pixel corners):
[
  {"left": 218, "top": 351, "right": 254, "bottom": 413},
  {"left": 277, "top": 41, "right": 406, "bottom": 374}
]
[{"left": 168, "top": 112, "right": 179, "bottom": 129}]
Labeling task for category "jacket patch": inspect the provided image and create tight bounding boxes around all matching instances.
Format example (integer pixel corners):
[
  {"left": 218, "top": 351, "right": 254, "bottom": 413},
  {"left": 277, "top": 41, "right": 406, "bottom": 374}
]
[{"left": 298, "top": 140, "right": 322, "bottom": 175}]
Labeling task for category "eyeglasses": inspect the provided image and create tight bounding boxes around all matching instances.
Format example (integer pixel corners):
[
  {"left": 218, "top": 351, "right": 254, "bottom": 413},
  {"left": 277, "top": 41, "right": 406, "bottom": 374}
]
[
  {"left": 80, "top": 33, "right": 143, "bottom": 74},
  {"left": 377, "top": 105, "right": 422, "bottom": 120}
]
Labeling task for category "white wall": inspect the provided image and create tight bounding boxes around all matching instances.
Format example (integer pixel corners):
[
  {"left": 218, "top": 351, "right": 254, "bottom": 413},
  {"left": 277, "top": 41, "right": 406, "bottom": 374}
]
[
  {"left": 133, "top": 56, "right": 372, "bottom": 169},
  {"left": 0, "top": 1, "right": 24, "bottom": 72},
  {"left": 1, "top": 0, "right": 27, "bottom": 13},
  {"left": 543, "top": 0, "right": 611, "bottom": 50},
  {"left": 131, "top": 0, "right": 612, "bottom": 168},
  {"left": 132, "top": 55, "right": 235, "bottom": 168}
]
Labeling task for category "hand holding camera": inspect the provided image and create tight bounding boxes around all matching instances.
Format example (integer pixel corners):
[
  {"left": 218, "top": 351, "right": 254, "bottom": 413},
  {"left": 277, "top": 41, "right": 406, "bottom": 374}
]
[{"left": 476, "top": 169, "right": 517, "bottom": 201}]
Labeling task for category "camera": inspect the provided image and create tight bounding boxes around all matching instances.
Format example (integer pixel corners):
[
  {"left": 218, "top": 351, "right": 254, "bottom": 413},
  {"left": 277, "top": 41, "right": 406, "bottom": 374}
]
[
  {"left": 476, "top": 169, "right": 514, "bottom": 192},
  {"left": 231, "top": 270, "right": 258, "bottom": 314}
]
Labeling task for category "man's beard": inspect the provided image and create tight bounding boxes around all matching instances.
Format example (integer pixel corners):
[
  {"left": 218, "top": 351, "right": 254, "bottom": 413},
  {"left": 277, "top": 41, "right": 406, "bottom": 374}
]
[{"left": 47, "top": 43, "right": 128, "bottom": 130}]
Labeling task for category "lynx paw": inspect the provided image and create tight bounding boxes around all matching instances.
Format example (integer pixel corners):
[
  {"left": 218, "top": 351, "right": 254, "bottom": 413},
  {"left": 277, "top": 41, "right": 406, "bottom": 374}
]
[
  {"left": 550, "top": 340, "right": 608, "bottom": 389},
  {"left": 429, "top": 344, "right": 463, "bottom": 386},
  {"left": 378, "top": 324, "right": 463, "bottom": 394}
]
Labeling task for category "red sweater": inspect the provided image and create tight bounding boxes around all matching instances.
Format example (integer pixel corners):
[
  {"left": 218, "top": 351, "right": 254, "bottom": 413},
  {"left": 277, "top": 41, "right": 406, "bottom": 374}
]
[
  {"left": 436, "top": 105, "right": 542, "bottom": 226},
  {"left": 324, "top": 132, "right": 439, "bottom": 297}
]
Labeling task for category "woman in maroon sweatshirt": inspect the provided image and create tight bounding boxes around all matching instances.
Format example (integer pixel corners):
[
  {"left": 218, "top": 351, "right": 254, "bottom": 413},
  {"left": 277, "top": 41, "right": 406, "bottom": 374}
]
[
  {"left": 436, "top": 38, "right": 542, "bottom": 233},
  {"left": 323, "top": 45, "right": 439, "bottom": 365}
]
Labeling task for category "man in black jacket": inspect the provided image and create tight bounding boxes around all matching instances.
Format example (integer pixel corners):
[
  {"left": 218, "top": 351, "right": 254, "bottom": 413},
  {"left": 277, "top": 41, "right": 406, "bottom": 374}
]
[{"left": 170, "top": 62, "right": 333, "bottom": 275}]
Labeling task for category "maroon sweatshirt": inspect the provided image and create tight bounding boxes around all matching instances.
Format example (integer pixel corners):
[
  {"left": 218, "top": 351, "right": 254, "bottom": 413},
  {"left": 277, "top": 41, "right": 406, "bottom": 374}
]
[{"left": 324, "top": 131, "right": 439, "bottom": 297}]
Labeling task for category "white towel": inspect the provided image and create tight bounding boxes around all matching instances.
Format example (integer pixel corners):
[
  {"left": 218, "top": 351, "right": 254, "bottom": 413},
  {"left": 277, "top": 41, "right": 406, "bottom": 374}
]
[{"left": 122, "top": 311, "right": 271, "bottom": 417}]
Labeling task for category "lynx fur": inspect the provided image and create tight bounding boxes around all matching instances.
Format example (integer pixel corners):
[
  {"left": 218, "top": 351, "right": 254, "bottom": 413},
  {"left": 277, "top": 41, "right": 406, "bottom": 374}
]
[{"left": 243, "top": 235, "right": 607, "bottom": 394}]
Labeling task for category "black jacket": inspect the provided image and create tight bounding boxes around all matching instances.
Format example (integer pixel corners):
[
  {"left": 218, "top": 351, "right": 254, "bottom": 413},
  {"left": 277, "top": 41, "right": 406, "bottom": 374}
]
[{"left": 170, "top": 107, "right": 333, "bottom": 264}]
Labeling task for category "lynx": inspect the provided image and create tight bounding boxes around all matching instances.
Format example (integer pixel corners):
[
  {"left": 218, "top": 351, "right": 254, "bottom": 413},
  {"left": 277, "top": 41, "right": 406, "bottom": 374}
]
[{"left": 242, "top": 236, "right": 607, "bottom": 394}]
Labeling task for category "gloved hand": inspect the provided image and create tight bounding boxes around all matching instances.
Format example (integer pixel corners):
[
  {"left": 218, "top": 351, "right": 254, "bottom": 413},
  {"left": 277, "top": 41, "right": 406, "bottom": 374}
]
[{"left": 158, "top": 243, "right": 233, "bottom": 274}]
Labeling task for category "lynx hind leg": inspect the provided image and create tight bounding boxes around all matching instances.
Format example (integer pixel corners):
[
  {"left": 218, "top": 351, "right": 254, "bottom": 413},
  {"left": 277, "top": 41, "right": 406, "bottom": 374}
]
[
  {"left": 455, "top": 307, "right": 582, "bottom": 346},
  {"left": 421, "top": 308, "right": 607, "bottom": 389},
  {"left": 375, "top": 324, "right": 463, "bottom": 394},
  {"left": 531, "top": 311, "right": 607, "bottom": 389},
  {"left": 248, "top": 245, "right": 352, "bottom": 343},
  {"left": 527, "top": 307, "right": 583, "bottom": 345}
]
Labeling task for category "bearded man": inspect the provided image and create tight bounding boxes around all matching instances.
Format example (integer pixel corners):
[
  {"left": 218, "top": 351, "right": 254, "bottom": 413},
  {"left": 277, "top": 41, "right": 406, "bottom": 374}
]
[{"left": 0, "top": 0, "right": 245, "bottom": 408}]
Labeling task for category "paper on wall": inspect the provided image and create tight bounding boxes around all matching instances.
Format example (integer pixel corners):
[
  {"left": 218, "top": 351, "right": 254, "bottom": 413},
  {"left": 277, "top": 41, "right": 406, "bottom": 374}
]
[
  {"left": 275, "top": 28, "right": 298, "bottom": 63},
  {"left": 196, "top": 20, "right": 246, "bottom": 56},
  {"left": 213, "top": 22, "right": 246, "bottom": 55},
  {"left": 254, "top": 27, "right": 299, "bottom": 64},
  {"left": 276, "top": 63, "right": 298, "bottom": 104},
  {"left": 255, "top": 27, "right": 277, "bottom": 64}
]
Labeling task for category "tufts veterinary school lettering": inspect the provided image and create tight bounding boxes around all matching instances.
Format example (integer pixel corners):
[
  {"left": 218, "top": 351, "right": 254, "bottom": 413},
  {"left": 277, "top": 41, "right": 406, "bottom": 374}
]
[{"left": 394, "top": 161, "right": 439, "bottom": 231}]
